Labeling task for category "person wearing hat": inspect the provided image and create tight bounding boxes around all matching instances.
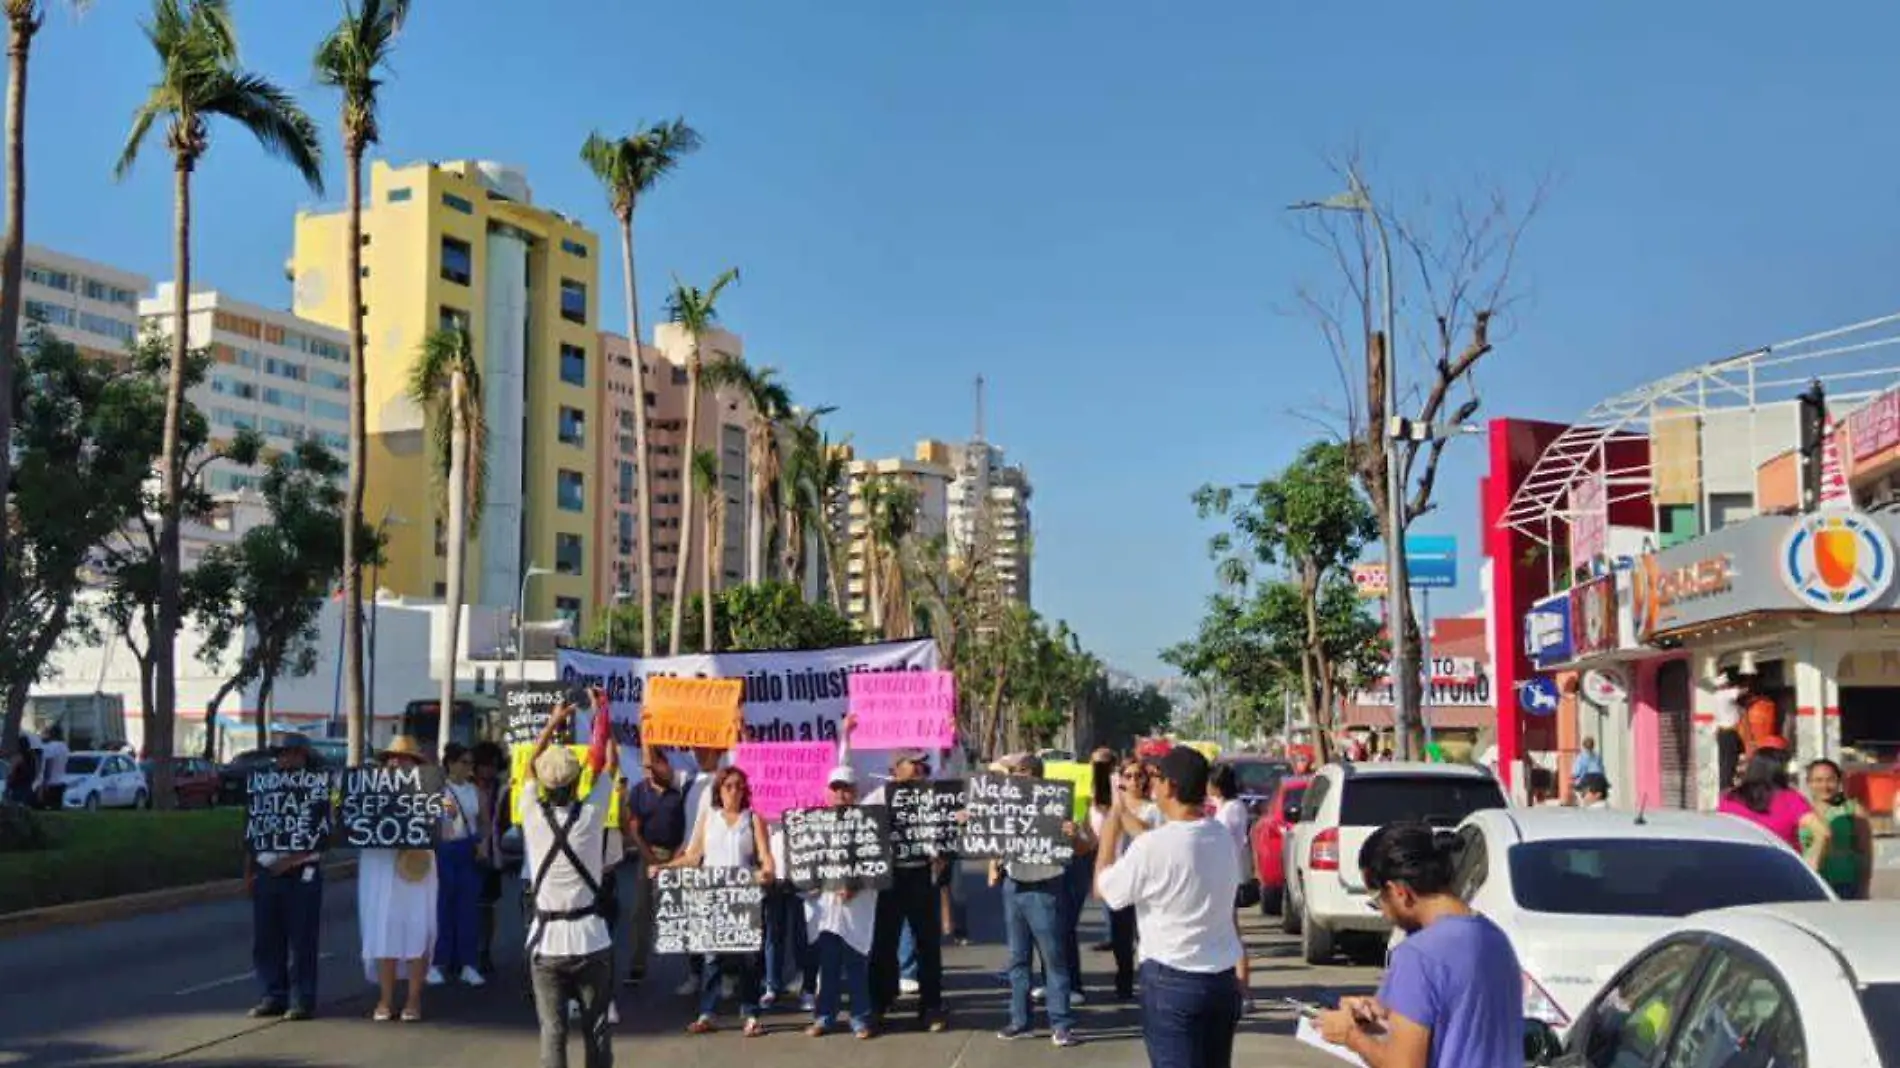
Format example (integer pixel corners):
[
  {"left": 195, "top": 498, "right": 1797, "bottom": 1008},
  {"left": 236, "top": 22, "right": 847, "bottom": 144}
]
[
  {"left": 245, "top": 734, "right": 326, "bottom": 1022},
  {"left": 865, "top": 747, "right": 949, "bottom": 1031},
  {"left": 803, "top": 764, "right": 880, "bottom": 1039},
  {"left": 520, "top": 701, "right": 620, "bottom": 1068},
  {"left": 992, "top": 752, "right": 1091, "bottom": 1048},
  {"left": 1095, "top": 746, "right": 1244, "bottom": 1068},
  {"left": 359, "top": 735, "right": 438, "bottom": 1023}
]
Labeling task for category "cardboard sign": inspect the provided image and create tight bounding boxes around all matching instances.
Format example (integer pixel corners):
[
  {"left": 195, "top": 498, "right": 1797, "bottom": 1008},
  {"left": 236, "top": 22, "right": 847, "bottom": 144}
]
[
  {"left": 653, "top": 866, "right": 765, "bottom": 955},
  {"left": 782, "top": 805, "right": 893, "bottom": 892},
  {"left": 1041, "top": 761, "right": 1095, "bottom": 822},
  {"left": 640, "top": 676, "right": 744, "bottom": 749},
  {"left": 846, "top": 670, "right": 956, "bottom": 750},
  {"left": 732, "top": 741, "right": 834, "bottom": 821},
  {"left": 499, "top": 681, "right": 575, "bottom": 747},
  {"left": 507, "top": 744, "right": 623, "bottom": 826},
  {"left": 244, "top": 767, "right": 333, "bottom": 854},
  {"left": 958, "top": 773, "right": 1075, "bottom": 867},
  {"left": 336, "top": 764, "right": 447, "bottom": 849},
  {"left": 886, "top": 780, "right": 965, "bottom": 863}
]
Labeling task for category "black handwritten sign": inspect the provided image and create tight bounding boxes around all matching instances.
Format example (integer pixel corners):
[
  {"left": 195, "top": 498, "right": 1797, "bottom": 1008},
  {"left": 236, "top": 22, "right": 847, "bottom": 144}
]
[
  {"left": 958, "top": 774, "right": 1074, "bottom": 866},
  {"left": 244, "top": 767, "right": 333, "bottom": 854},
  {"left": 783, "top": 805, "right": 893, "bottom": 892},
  {"left": 337, "top": 764, "right": 447, "bottom": 849},
  {"left": 887, "top": 780, "right": 965, "bottom": 864},
  {"left": 653, "top": 866, "right": 765, "bottom": 954},
  {"left": 500, "top": 681, "right": 574, "bottom": 747}
]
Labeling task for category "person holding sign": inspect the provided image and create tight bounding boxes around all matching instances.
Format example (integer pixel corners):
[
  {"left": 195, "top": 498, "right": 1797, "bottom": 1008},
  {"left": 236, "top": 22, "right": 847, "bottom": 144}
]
[
  {"left": 356, "top": 736, "right": 440, "bottom": 1023},
  {"left": 1095, "top": 747, "right": 1245, "bottom": 1068},
  {"left": 992, "top": 753, "right": 1092, "bottom": 1049},
  {"left": 660, "top": 766, "right": 774, "bottom": 1037},
  {"left": 803, "top": 766, "right": 880, "bottom": 1040},
  {"left": 865, "top": 748, "right": 949, "bottom": 1032},
  {"left": 244, "top": 734, "right": 325, "bottom": 1022},
  {"left": 429, "top": 743, "right": 488, "bottom": 988}
]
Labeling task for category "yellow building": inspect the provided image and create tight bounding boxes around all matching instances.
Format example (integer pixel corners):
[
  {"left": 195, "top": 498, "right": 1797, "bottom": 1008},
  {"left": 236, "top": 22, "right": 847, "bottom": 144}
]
[{"left": 290, "top": 160, "right": 602, "bottom": 627}]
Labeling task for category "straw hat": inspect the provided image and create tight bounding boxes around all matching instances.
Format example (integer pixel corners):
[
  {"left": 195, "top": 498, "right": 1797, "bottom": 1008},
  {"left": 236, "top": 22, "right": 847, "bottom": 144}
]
[
  {"left": 378, "top": 735, "right": 429, "bottom": 763},
  {"left": 395, "top": 848, "right": 434, "bottom": 883}
]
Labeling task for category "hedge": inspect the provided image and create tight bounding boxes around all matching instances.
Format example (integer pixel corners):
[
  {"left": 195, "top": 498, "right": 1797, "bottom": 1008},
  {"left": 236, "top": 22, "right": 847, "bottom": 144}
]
[{"left": 0, "top": 808, "right": 247, "bottom": 914}]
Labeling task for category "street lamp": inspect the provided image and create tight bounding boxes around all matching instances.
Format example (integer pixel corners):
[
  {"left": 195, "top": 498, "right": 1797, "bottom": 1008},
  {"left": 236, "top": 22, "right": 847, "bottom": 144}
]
[
  {"left": 366, "top": 509, "right": 409, "bottom": 726},
  {"left": 1291, "top": 170, "right": 1416, "bottom": 759},
  {"left": 515, "top": 563, "right": 554, "bottom": 682},
  {"left": 603, "top": 586, "right": 633, "bottom": 657}
]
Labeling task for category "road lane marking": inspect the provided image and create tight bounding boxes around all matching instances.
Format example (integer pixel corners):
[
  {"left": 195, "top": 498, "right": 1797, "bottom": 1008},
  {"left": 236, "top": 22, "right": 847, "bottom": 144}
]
[{"left": 174, "top": 952, "right": 333, "bottom": 996}]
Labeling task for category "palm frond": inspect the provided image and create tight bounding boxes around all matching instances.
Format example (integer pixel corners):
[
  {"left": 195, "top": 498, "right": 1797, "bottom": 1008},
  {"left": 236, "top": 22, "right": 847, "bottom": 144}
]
[
  {"left": 204, "top": 71, "right": 324, "bottom": 193},
  {"left": 113, "top": 98, "right": 165, "bottom": 180}
]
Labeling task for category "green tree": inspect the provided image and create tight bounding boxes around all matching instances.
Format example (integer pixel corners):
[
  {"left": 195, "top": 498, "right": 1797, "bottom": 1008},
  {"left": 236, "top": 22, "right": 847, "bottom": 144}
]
[
  {"left": 408, "top": 327, "right": 486, "bottom": 755},
  {"left": 580, "top": 119, "right": 702, "bottom": 658},
  {"left": 777, "top": 406, "right": 837, "bottom": 597},
  {"left": 704, "top": 356, "right": 793, "bottom": 585},
  {"left": 722, "top": 582, "right": 858, "bottom": 651},
  {"left": 315, "top": 0, "right": 409, "bottom": 767},
  {"left": 859, "top": 475, "right": 919, "bottom": 639},
  {"left": 662, "top": 267, "right": 739, "bottom": 655},
  {"left": 115, "top": 0, "right": 323, "bottom": 800},
  {"left": 1081, "top": 679, "right": 1173, "bottom": 754},
  {"left": 0, "top": 330, "right": 170, "bottom": 756}
]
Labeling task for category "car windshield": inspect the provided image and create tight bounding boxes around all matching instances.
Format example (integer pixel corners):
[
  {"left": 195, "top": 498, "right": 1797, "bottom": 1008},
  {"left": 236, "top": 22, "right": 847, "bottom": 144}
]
[
  {"left": 66, "top": 755, "right": 100, "bottom": 775},
  {"left": 1862, "top": 984, "right": 1900, "bottom": 1062},
  {"left": 1339, "top": 775, "right": 1506, "bottom": 827},
  {"left": 1507, "top": 838, "right": 1830, "bottom": 916},
  {"left": 1229, "top": 761, "right": 1289, "bottom": 796}
]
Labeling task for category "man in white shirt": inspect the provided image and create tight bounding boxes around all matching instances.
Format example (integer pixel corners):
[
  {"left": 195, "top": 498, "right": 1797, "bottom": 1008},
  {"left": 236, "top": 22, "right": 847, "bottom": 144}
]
[
  {"left": 1096, "top": 746, "right": 1244, "bottom": 1068},
  {"left": 38, "top": 728, "right": 69, "bottom": 809},
  {"left": 520, "top": 704, "right": 616, "bottom": 1068}
]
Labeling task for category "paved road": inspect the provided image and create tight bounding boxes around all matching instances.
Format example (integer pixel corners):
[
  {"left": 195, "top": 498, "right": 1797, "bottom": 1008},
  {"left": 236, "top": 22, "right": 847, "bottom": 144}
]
[{"left": 0, "top": 867, "right": 1379, "bottom": 1067}]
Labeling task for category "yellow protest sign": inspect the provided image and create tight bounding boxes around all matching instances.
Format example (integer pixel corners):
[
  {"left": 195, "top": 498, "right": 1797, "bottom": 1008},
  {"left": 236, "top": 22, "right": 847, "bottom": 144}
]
[
  {"left": 509, "top": 744, "right": 623, "bottom": 825},
  {"left": 641, "top": 676, "right": 744, "bottom": 749},
  {"left": 1043, "top": 760, "right": 1094, "bottom": 822}
]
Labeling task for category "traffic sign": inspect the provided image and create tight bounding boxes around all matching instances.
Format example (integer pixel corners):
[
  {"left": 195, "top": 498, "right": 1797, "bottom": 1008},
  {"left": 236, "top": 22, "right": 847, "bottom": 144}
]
[
  {"left": 1517, "top": 677, "right": 1560, "bottom": 716},
  {"left": 1405, "top": 535, "right": 1458, "bottom": 589}
]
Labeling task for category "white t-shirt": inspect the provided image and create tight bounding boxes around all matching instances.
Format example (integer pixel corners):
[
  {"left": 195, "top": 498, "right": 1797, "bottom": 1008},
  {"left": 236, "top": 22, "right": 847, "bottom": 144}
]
[
  {"left": 40, "top": 740, "right": 68, "bottom": 786},
  {"left": 805, "top": 886, "right": 879, "bottom": 956},
  {"left": 1213, "top": 798, "right": 1250, "bottom": 875},
  {"left": 1097, "top": 817, "right": 1243, "bottom": 974},
  {"left": 518, "top": 775, "right": 614, "bottom": 960},
  {"left": 1711, "top": 686, "right": 1743, "bottom": 730}
]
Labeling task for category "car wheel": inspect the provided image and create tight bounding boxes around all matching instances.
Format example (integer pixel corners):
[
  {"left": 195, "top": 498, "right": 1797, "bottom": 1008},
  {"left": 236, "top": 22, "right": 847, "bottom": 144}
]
[
  {"left": 1280, "top": 877, "right": 1303, "bottom": 934},
  {"left": 83, "top": 792, "right": 100, "bottom": 811},
  {"left": 1301, "top": 909, "right": 1334, "bottom": 965},
  {"left": 133, "top": 790, "right": 149, "bottom": 810}
]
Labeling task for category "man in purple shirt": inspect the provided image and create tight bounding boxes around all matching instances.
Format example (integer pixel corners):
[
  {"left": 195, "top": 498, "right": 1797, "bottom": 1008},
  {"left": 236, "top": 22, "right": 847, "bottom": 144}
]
[{"left": 1316, "top": 822, "right": 1523, "bottom": 1068}]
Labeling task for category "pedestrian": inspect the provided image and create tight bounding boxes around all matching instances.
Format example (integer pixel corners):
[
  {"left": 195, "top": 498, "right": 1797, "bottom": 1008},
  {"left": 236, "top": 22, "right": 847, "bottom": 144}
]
[
  {"left": 1205, "top": 763, "right": 1255, "bottom": 1011},
  {"left": 1571, "top": 737, "right": 1604, "bottom": 786},
  {"left": 1095, "top": 746, "right": 1244, "bottom": 1068},
  {"left": 521, "top": 702, "right": 617, "bottom": 1068},
  {"left": 246, "top": 735, "right": 324, "bottom": 1022},
  {"left": 38, "top": 728, "right": 69, "bottom": 809},
  {"left": 1803, "top": 758, "right": 1873, "bottom": 899},
  {"left": 663, "top": 766, "right": 773, "bottom": 1037},
  {"left": 1719, "top": 748, "right": 1830, "bottom": 867},
  {"left": 804, "top": 765, "right": 879, "bottom": 1039},
  {"left": 431, "top": 742, "right": 487, "bottom": 987},
  {"left": 867, "top": 748, "right": 949, "bottom": 1031},
  {"left": 360, "top": 736, "right": 437, "bottom": 1022},
  {"left": 624, "top": 745, "right": 687, "bottom": 989},
  {"left": 1087, "top": 749, "right": 1118, "bottom": 953},
  {"left": 994, "top": 753, "right": 1091, "bottom": 1047},
  {"left": 1314, "top": 821, "right": 1523, "bottom": 1068},
  {"left": 1575, "top": 773, "right": 1611, "bottom": 810},
  {"left": 763, "top": 719, "right": 852, "bottom": 1013},
  {"left": 1738, "top": 674, "right": 1782, "bottom": 758},
  {"left": 1712, "top": 668, "right": 1746, "bottom": 789},
  {"left": 469, "top": 740, "right": 508, "bottom": 976}
]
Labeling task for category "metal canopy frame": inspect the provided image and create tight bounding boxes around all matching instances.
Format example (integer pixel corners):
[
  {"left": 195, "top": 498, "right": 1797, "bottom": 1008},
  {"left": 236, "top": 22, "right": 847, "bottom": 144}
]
[{"left": 1501, "top": 312, "right": 1900, "bottom": 551}]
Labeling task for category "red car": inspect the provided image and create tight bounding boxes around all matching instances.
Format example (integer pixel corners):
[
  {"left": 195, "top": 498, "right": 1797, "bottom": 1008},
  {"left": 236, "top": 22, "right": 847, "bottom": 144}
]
[
  {"left": 1248, "top": 774, "right": 1311, "bottom": 916},
  {"left": 140, "top": 757, "right": 220, "bottom": 808}
]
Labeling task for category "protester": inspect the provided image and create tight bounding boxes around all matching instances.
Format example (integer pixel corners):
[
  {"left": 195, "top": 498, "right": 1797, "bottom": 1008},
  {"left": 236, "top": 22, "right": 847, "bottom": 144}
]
[
  {"left": 664, "top": 765, "right": 774, "bottom": 1036},
  {"left": 1314, "top": 821, "right": 1523, "bottom": 1068},
  {"left": 470, "top": 741, "right": 508, "bottom": 976},
  {"left": 360, "top": 735, "right": 437, "bottom": 1022},
  {"left": 521, "top": 702, "right": 617, "bottom": 1068},
  {"left": 805, "top": 766, "right": 879, "bottom": 1039},
  {"left": 1570, "top": 736, "right": 1604, "bottom": 786},
  {"left": 625, "top": 745, "right": 687, "bottom": 989},
  {"left": 1719, "top": 749, "right": 1830, "bottom": 867},
  {"left": 1205, "top": 763, "right": 1254, "bottom": 1011},
  {"left": 1803, "top": 758, "right": 1873, "bottom": 899},
  {"left": 1575, "top": 773, "right": 1611, "bottom": 810},
  {"left": 1087, "top": 750, "right": 1118, "bottom": 952},
  {"left": 867, "top": 748, "right": 949, "bottom": 1031},
  {"left": 431, "top": 742, "right": 487, "bottom": 987},
  {"left": 994, "top": 753, "right": 1090, "bottom": 1047},
  {"left": 1096, "top": 747, "right": 1244, "bottom": 1068},
  {"left": 246, "top": 734, "right": 324, "bottom": 1022},
  {"left": 762, "top": 817, "right": 815, "bottom": 1011}
]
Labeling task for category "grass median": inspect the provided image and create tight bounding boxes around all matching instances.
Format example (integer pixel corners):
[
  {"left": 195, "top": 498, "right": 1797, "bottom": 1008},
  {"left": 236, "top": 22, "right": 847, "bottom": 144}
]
[{"left": 0, "top": 808, "right": 248, "bottom": 915}]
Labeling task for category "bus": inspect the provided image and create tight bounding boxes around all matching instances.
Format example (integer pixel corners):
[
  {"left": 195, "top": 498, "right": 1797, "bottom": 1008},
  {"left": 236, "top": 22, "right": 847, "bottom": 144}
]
[{"left": 398, "top": 695, "right": 503, "bottom": 752}]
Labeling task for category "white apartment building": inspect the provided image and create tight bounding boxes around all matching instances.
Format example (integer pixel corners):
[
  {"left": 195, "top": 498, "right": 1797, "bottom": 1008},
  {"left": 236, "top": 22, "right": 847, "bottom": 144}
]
[
  {"left": 843, "top": 449, "right": 952, "bottom": 626},
  {"left": 16, "top": 244, "right": 148, "bottom": 361},
  {"left": 921, "top": 438, "right": 1034, "bottom": 606},
  {"left": 141, "top": 284, "right": 353, "bottom": 495}
]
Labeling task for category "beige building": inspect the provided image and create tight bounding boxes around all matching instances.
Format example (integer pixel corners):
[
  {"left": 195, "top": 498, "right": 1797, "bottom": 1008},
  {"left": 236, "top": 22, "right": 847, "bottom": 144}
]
[
  {"left": 920, "top": 438, "right": 1034, "bottom": 605},
  {"left": 841, "top": 445, "right": 953, "bottom": 627},
  {"left": 15, "top": 244, "right": 147, "bottom": 364}
]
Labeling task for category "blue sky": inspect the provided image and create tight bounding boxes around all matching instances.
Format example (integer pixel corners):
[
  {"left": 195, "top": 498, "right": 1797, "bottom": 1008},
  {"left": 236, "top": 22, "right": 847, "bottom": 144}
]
[{"left": 24, "top": 2, "right": 1900, "bottom": 676}]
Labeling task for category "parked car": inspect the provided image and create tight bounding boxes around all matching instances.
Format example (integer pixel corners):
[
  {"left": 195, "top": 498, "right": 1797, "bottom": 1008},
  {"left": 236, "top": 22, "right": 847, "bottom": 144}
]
[
  {"left": 217, "top": 737, "right": 344, "bottom": 805},
  {"left": 1248, "top": 774, "right": 1310, "bottom": 916},
  {"left": 140, "top": 757, "right": 221, "bottom": 808},
  {"left": 1444, "top": 807, "right": 1833, "bottom": 1037},
  {"left": 60, "top": 752, "right": 150, "bottom": 810},
  {"left": 1220, "top": 756, "right": 1293, "bottom": 817},
  {"left": 1282, "top": 761, "right": 1507, "bottom": 964},
  {"left": 1527, "top": 901, "right": 1900, "bottom": 1067}
]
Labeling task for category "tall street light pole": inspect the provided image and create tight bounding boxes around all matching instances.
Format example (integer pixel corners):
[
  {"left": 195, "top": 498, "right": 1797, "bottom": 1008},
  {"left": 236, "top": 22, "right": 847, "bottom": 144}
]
[
  {"left": 515, "top": 564, "right": 554, "bottom": 684},
  {"left": 1291, "top": 170, "right": 1415, "bottom": 759}
]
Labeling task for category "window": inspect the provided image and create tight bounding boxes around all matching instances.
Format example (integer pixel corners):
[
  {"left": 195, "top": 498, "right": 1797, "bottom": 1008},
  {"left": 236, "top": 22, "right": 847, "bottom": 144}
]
[
  {"left": 555, "top": 533, "right": 584, "bottom": 575},
  {"left": 559, "top": 278, "right": 586, "bottom": 324},
  {"left": 261, "top": 388, "right": 305, "bottom": 412},
  {"left": 312, "top": 368, "right": 349, "bottom": 391},
  {"left": 439, "top": 306, "right": 470, "bottom": 334},
  {"left": 554, "top": 596, "right": 583, "bottom": 625},
  {"left": 212, "top": 408, "right": 254, "bottom": 431},
  {"left": 440, "top": 236, "right": 472, "bottom": 286},
  {"left": 23, "top": 299, "right": 74, "bottom": 327},
  {"left": 26, "top": 265, "right": 72, "bottom": 290},
  {"left": 558, "top": 407, "right": 586, "bottom": 448},
  {"left": 78, "top": 313, "right": 135, "bottom": 342},
  {"left": 1451, "top": 826, "right": 1488, "bottom": 902},
  {"left": 1297, "top": 777, "right": 1329, "bottom": 823},
  {"left": 1575, "top": 940, "right": 1704, "bottom": 1067},
  {"left": 617, "top": 513, "right": 634, "bottom": 554},
  {"left": 265, "top": 357, "right": 306, "bottom": 382},
  {"left": 1860, "top": 984, "right": 1900, "bottom": 1064},
  {"left": 387, "top": 187, "right": 412, "bottom": 203},
  {"left": 559, "top": 343, "right": 586, "bottom": 386},
  {"left": 617, "top": 461, "right": 635, "bottom": 503},
  {"left": 442, "top": 192, "right": 474, "bottom": 214},
  {"left": 560, "top": 238, "right": 588, "bottom": 258},
  {"left": 83, "top": 279, "right": 138, "bottom": 306},
  {"left": 310, "top": 398, "right": 349, "bottom": 422},
  {"left": 318, "top": 430, "right": 348, "bottom": 453},
  {"left": 557, "top": 469, "right": 584, "bottom": 511},
  {"left": 1663, "top": 946, "right": 1803, "bottom": 1068},
  {"left": 671, "top": 366, "right": 688, "bottom": 386},
  {"left": 433, "top": 519, "right": 446, "bottom": 558},
  {"left": 261, "top": 416, "right": 304, "bottom": 439},
  {"left": 1508, "top": 839, "right": 1828, "bottom": 918},
  {"left": 1338, "top": 776, "right": 1506, "bottom": 828}
]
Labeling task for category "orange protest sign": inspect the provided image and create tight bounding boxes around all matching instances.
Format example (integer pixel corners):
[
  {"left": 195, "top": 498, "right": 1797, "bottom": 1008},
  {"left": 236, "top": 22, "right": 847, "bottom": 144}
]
[{"left": 640, "top": 676, "right": 744, "bottom": 749}]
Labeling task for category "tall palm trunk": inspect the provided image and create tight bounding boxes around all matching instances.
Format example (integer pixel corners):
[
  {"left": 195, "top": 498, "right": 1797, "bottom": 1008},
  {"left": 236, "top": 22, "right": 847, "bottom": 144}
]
[
  {"left": 668, "top": 354, "right": 700, "bottom": 655},
  {"left": 437, "top": 370, "right": 467, "bottom": 750},
  {"left": 151, "top": 157, "right": 192, "bottom": 808},
  {"left": 702, "top": 493, "right": 717, "bottom": 651},
  {"left": 341, "top": 142, "right": 367, "bottom": 763},
  {"left": 867, "top": 539, "right": 884, "bottom": 638},
  {"left": 747, "top": 460, "right": 764, "bottom": 584},
  {"left": 617, "top": 213, "right": 657, "bottom": 657},
  {"left": 0, "top": 13, "right": 31, "bottom": 754}
]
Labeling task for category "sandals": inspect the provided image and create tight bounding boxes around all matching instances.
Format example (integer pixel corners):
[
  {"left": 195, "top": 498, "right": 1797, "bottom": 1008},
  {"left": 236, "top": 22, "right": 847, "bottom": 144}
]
[
  {"left": 401, "top": 1008, "right": 423, "bottom": 1023},
  {"left": 687, "top": 1017, "right": 717, "bottom": 1035},
  {"left": 371, "top": 1007, "right": 394, "bottom": 1022},
  {"left": 743, "top": 1018, "right": 766, "bottom": 1038}
]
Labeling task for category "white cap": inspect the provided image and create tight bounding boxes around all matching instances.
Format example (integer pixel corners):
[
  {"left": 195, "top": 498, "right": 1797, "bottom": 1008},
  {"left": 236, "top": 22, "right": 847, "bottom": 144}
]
[{"left": 826, "top": 765, "right": 858, "bottom": 787}]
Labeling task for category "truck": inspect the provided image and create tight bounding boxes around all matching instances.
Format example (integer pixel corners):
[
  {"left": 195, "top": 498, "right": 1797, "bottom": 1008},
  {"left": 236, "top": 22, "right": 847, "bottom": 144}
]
[{"left": 26, "top": 692, "right": 128, "bottom": 752}]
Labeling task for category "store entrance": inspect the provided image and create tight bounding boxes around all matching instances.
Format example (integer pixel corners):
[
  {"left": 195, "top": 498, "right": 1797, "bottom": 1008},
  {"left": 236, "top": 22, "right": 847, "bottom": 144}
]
[
  {"left": 1835, "top": 651, "right": 1900, "bottom": 765},
  {"left": 1656, "top": 660, "right": 1693, "bottom": 809}
]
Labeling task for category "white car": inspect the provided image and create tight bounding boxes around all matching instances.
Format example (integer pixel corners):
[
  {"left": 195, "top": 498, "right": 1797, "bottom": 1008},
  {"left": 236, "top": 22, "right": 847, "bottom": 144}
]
[
  {"left": 1448, "top": 807, "right": 1834, "bottom": 1036},
  {"left": 60, "top": 751, "right": 150, "bottom": 810},
  {"left": 1530, "top": 901, "right": 1900, "bottom": 1067},
  {"left": 1282, "top": 761, "right": 1507, "bottom": 963}
]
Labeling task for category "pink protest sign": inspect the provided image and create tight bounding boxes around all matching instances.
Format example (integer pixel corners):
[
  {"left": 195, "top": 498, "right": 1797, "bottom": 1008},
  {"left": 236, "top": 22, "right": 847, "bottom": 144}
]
[
  {"left": 847, "top": 670, "right": 957, "bottom": 750},
  {"left": 733, "top": 742, "right": 835, "bottom": 821}
]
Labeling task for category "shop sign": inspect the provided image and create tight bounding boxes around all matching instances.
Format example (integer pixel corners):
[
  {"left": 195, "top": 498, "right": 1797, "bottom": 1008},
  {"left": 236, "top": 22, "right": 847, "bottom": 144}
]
[
  {"left": 1779, "top": 510, "right": 1896, "bottom": 614},
  {"left": 1524, "top": 593, "right": 1572, "bottom": 669},
  {"left": 1631, "top": 552, "right": 1734, "bottom": 642},
  {"left": 1581, "top": 668, "right": 1628, "bottom": 706},
  {"left": 1569, "top": 474, "right": 1606, "bottom": 569},
  {"left": 1352, "top": 563, "right": 1388, "bottom": 598},
  {"left": 1569, "top": 574, "right": 1618, "bottom": 659},
  {"left": 1357, "top": 663, "right": 1493, "bottom": 708},
  {"left": 1849, "top": 388, "right": 1900, "bottom": 461}
]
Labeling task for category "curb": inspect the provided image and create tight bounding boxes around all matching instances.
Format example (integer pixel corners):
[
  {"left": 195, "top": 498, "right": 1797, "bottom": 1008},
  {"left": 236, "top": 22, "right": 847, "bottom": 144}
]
[{"left": 0, "top": 858, "right": 359, "bottom": 940}]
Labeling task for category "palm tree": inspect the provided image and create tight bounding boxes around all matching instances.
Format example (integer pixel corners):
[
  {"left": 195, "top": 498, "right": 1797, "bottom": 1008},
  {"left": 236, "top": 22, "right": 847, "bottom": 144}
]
[
  {"left": 580, "top": 120, "right": 701, "bottom": 658},
  {"left": 704, "top": 356, "right": 793, "bottom": 586},
  {"left": 316, "top": 0, "right": 407, "bottom": 767},
  {"left": 816, "top": 433, "right": 851, "bottom": 611},
  {"left": 778, "top": 406, "right": 836, "bottom": 597},
  {"left": 691, "top": 447, "right": 723, "bottom": 652},
  {"left": 662, "top": 267, "right": 739, "bottom": 655},
  {"left": 407, "top": 328, "right": 487, "bottom": 753},
  {"left": 860, "top": 475, "right": 919, "bottom": 639},
  {"left": 116, "top": 0, "right": 322, "bottom": 802}
]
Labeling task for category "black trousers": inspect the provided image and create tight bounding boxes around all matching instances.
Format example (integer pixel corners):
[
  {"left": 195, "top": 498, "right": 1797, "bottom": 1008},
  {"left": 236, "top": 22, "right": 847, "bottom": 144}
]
[
  {"left": 1718, "top": 728, "right": 1743, "bottom": 790},
  {"left": 1110, "top": 905, "right": 1137, "bottom": 997},
  {"left": 871, "top": 865, "right": 942, "bottom": 1016}
]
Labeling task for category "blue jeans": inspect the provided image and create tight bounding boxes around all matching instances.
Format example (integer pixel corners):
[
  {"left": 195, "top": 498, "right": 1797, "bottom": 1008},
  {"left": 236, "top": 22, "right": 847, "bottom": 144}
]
[
  {"left": 812, "top": 932, "right": 872, "bottom": 1032},
  {"left": 899, "top": 923, "right": 918, "bottom": 980},
  {"left": 699, "top": 952, "right": 761, "bottom": 1020},
  {"left": 1139, "top": 960, "right": 1241, "bottom": 1068},
  {"left": 252, "top": 865, "right": 323, "bottom": 1010},
  {"left": 764, "top": 884, "right": 812, "bottom": 994},
  {"left": 434, "top": 838, "right": 481, "bottom": 972},
  {"left": 1004, "top": 878, "right": 1073, "bottom": 1031}
]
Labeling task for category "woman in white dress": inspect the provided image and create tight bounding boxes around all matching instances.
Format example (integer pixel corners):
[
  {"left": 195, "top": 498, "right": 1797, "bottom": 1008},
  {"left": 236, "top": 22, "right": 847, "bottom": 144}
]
[
  {"left": 664, "top": 765, "right": 774, "bottom": 1037},
  {"left": 358, "top": 736, "right": 438, "bottom": 1022}
]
